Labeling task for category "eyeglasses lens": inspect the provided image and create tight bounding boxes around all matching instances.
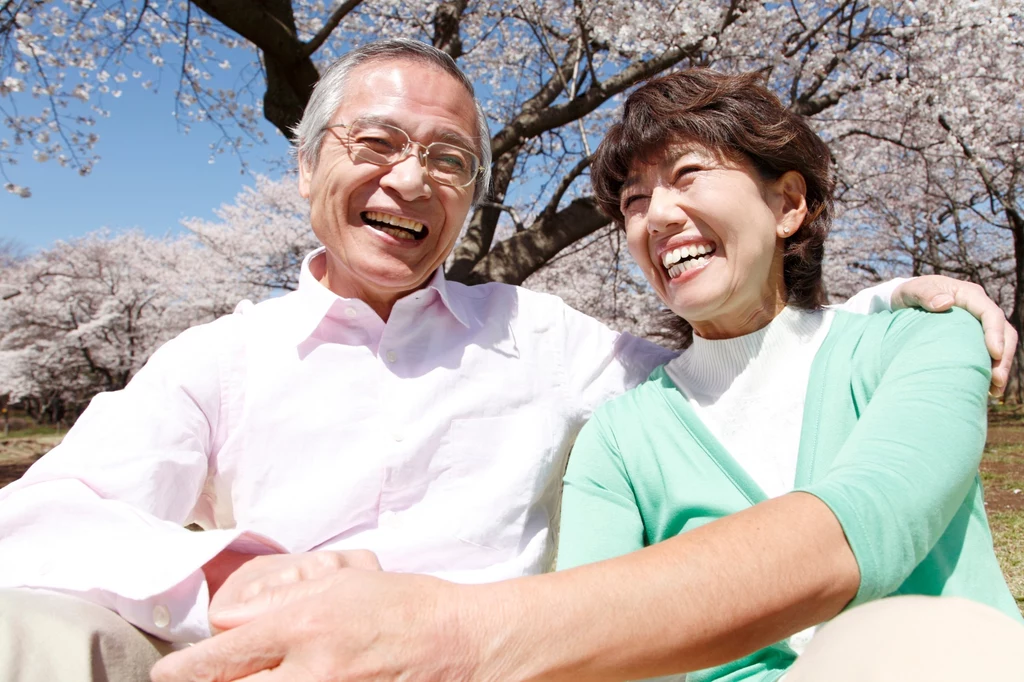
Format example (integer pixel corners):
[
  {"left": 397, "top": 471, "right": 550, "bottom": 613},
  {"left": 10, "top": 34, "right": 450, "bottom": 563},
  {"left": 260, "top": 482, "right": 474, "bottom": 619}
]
[{"left": 346, "top": 119, "right": 478, "bottom": 187}]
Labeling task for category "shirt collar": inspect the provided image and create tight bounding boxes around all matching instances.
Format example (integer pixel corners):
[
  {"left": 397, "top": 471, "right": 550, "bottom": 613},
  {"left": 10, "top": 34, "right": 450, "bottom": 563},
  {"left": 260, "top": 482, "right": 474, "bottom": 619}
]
[
  {"left": 422, "top": 266, "right": 473, "bottom": 329},
  {"left": 292, "top": 248, "right": 472, "bottom": 343}
]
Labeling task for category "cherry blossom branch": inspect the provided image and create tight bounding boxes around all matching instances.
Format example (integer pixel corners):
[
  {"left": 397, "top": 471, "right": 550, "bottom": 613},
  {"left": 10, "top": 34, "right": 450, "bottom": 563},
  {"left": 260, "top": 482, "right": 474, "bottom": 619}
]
[{"left": 302, "top": 0, "right": 363, "bottom": 58}]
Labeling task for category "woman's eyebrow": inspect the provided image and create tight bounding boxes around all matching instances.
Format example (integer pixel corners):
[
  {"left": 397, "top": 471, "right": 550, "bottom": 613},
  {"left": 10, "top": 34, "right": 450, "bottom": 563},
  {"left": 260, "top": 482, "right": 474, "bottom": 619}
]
[{"left": 621, "top": 176, "right": 642, "bottom": 194}]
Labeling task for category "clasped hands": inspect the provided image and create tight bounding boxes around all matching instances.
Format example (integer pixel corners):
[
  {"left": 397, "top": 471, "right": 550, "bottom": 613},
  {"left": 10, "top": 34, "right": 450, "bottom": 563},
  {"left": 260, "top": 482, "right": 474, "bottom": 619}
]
[{"left": 152, "top": 549, "right": 476, "bottom": 682}]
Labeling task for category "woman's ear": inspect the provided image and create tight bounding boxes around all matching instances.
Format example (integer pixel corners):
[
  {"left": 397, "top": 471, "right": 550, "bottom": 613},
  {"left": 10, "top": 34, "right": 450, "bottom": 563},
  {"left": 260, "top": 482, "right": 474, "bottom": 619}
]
[{"left": 774, "top": 170, "right": 808, "bottom": 239}]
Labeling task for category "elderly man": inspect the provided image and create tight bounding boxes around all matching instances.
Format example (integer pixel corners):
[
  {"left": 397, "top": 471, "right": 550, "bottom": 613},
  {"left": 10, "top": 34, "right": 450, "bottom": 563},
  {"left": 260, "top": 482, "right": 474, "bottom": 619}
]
[{"left": 0, "top": 39, "right": 1015, "bottom": 682}]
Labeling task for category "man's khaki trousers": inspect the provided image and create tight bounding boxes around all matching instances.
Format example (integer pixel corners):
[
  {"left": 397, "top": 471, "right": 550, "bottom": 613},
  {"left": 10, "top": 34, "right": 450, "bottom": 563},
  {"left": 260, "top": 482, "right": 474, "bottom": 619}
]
[
  {"left": 1, "top": 588, "right": 1021, "bottom": 681},
  {"left": 0, "top": 589, "right": 173, "bottom": 682}
]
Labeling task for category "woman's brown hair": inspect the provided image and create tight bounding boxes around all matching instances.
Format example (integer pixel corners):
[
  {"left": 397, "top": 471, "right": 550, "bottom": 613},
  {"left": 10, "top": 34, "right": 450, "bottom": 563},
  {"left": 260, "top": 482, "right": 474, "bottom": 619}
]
[{"left": 592, "top": 68, "right": 835, "bottom": 326}]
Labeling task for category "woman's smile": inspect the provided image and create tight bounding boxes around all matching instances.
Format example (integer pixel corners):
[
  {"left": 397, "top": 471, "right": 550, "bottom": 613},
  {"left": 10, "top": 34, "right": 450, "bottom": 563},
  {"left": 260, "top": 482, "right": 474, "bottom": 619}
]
[{"left": 660, "top": 240, "right": 718, "bottom": 280}]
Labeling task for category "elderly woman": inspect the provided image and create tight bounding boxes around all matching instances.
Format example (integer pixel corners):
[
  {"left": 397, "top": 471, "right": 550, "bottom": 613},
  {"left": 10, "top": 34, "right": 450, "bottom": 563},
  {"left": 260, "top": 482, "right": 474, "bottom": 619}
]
[{"left": 554, "top": 68, "right": 1023, "bottom": 679}]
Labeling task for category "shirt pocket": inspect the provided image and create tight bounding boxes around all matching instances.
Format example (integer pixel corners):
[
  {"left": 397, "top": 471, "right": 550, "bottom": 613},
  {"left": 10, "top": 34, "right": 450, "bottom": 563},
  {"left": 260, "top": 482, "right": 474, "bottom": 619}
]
[{"left": 435, "top": 409, "right": 560, "bottom": 561}]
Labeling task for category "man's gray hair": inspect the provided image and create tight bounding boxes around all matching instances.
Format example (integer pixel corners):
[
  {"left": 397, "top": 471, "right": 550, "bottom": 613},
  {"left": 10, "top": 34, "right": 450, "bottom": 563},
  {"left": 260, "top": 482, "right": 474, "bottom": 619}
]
[{"left": 293, "top": 39, "right": 492, "bottom": 204}]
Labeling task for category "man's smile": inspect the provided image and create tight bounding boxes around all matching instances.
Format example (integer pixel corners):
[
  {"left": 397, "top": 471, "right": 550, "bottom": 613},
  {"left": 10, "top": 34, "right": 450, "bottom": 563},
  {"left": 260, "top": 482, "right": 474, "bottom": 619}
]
[{"left": 361, "top": 210, "right": 429, "bottom": 241}]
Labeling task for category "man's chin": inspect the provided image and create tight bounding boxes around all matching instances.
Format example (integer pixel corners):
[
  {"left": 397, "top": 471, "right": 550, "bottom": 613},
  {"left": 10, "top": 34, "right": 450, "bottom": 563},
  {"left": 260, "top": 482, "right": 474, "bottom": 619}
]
[{"left": 355, "top": 262, "right": 438, "bottom": 294}]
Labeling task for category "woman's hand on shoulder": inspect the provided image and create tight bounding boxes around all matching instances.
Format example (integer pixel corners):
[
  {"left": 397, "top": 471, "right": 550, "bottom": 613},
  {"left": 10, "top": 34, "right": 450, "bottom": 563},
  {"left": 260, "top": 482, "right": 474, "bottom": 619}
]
[{"left": 891, "top": 275, "right": 1016, "bottom": 396}]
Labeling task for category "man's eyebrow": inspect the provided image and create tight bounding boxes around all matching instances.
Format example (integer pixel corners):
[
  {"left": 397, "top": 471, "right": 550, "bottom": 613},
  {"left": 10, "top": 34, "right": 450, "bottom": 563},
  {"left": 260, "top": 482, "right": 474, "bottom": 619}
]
[
  {"left": 435, "top": 130, "right": 478, "bottom": 151},
  {"left": 358, "top": 114, "right": 476, "bottom": 151}
]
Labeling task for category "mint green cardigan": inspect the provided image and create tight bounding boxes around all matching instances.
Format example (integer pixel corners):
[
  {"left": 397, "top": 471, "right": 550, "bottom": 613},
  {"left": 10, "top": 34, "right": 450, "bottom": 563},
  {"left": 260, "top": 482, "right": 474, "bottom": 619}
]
[{"left": 558, "top": 308, "right": 1022, "bottom": 682}]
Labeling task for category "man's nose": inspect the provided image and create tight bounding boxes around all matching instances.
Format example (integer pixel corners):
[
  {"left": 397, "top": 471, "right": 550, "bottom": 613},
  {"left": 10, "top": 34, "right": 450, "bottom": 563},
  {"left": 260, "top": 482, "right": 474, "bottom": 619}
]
[
  {"left": 646, "top": 186, "right": 681, "bottom": 234},
  {"left": 379, "top": 149, "right": 432, "bottom": 201}
]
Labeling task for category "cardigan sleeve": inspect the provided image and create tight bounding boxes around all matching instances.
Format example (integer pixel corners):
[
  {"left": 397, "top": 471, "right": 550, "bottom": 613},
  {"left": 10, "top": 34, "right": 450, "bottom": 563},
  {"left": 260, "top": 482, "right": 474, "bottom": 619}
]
[
  {"left": 557, "top": 413, "right": 647, "bottom": 571},
  {"left": 796, "top": 308, "right": 991, "bottom": 607}
]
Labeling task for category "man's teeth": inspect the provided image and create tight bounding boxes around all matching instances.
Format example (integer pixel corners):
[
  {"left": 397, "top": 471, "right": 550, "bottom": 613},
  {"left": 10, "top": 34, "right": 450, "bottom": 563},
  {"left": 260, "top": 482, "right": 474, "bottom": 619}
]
[
  {"left": 379, "top": 226, "right": 418, "bottom": 241},
  {"left": 667, "top": 255, "right": 712, "bottom": 279},
  {"left": 365, "top": 211, "right": 425, "bottom": 234},
  {"left": 662, "top": 243, "right": 714, "bottom": 269}
]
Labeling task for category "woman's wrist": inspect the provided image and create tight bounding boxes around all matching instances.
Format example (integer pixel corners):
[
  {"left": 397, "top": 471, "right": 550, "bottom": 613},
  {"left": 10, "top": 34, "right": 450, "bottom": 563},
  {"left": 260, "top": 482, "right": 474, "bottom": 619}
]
[{"left": 439, "top": 578, "right": 567, "bottom": 682}]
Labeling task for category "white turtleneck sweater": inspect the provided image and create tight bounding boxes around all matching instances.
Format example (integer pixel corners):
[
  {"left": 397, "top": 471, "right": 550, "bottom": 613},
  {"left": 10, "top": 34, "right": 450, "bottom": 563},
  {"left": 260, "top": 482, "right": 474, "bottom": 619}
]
[
  {"left": 664, "top": 306, "right": 835, "bottom": 657},
  {"left": 664, "top": 306, "right": 834, "bottom": 500}
]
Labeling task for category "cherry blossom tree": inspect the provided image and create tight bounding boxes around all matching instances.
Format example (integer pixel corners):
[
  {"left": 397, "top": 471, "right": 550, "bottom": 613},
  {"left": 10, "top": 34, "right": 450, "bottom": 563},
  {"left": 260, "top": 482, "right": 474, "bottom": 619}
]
[
  {"left": 183, "top": 173, "right": 318, "bottom": 292},
  {"left": 5, "top": 0, "right": 1018, "bottom": 288},
  {"left": 819, "top": 1, "right": 1024, "bottom": 393},
  {"left": 0, "top": 229, "right": 245, "bottom": 421},
  {"left": 3, "top": 1, "right": 1022, "bottom": 399}
]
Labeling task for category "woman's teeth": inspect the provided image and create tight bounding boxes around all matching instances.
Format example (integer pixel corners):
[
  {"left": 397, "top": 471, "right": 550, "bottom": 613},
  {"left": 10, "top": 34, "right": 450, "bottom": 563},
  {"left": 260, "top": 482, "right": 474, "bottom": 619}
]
[
  {"left": 662, "top": 243, "right": 714, "bottom": 269},
  {"left": 662, "top": 243, "right": 716, "bottom": 278},
  {"left": 667, "top": 255, "right": 711, "bottom": 279}
]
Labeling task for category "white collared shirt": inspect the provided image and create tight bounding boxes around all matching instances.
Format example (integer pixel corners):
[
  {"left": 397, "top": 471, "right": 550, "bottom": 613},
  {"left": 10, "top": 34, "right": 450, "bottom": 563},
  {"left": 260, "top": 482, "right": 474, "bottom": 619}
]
[{"left": 0, "top": 248, "right": 674, "bottom": 642}]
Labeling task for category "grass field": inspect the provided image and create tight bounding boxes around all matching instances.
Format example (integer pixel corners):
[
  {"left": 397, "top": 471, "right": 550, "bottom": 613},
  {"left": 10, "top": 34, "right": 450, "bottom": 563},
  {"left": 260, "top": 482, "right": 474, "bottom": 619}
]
[
  {"left": 2, "top": 415, "right": 1024, "bottom": 614},
  {"left": 981, "top": 409, "right": 1024, "bottom": 614}
]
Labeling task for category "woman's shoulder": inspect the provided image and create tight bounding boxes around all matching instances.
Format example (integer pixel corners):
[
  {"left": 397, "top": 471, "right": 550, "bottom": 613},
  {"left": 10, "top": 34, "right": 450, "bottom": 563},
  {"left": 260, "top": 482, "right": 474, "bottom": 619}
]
[
  {"left": 831, "top": 306, "right": 984, "bottom": 343},
  {"left": 826, "top": 307, "right": 988, "bottom": 370}
]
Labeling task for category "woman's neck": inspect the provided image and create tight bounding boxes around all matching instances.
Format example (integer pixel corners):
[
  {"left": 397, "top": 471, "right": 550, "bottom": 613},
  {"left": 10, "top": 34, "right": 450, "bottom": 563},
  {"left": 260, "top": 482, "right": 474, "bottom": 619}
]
[{"left": 690, "top": 286, "right": 789, "bottom": 341}]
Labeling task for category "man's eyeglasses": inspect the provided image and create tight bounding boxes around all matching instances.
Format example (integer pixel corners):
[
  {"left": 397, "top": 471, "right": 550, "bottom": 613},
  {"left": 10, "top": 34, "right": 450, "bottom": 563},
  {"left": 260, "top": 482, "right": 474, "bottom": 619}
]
[{"left": 323, "top": 119, "right": 481, "bottom": 189}]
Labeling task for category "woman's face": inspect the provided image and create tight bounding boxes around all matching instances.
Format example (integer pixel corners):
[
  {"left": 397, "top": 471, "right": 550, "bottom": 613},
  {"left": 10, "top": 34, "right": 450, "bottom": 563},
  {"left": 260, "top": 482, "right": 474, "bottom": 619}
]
[{"left": 620, "top": 142, "right": 806, "bottom": 339}]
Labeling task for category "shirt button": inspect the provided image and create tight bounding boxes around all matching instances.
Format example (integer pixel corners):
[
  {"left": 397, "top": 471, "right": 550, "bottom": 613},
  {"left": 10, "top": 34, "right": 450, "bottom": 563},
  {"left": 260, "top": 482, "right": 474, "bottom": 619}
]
[
  {"left": 385, "top": 350, "right": 397, "bottom": 363},
  {"left": 345, "top": 307, "right": 358, "bottom": 318},
  {"left": 152, "top": 604, "right": 171, "bottom": 629},
  {"left": 392, "top": 430, "right": 405, "bottom": 442}
]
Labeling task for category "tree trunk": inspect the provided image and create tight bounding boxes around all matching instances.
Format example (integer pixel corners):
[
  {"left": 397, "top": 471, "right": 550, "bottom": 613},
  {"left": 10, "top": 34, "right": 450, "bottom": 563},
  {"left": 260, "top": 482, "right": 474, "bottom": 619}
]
[
  {"left": 1007, "top": 212, "right": 1024, "bottom": 404},
  {"left": 454, "top": 197, "right": 611, "bottom": 285}
]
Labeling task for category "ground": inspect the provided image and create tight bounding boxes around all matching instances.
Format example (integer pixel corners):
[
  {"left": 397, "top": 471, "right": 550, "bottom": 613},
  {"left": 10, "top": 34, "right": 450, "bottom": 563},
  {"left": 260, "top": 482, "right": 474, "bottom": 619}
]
[
  {"left": 2, "top": 415, "right": 1024, "bottom": 615},
  {"left": 0, "top": 434, "right": 58, "bottom": 488},
  {"left": 981, "top": 409, "right": 1024, "bottom": 614}
]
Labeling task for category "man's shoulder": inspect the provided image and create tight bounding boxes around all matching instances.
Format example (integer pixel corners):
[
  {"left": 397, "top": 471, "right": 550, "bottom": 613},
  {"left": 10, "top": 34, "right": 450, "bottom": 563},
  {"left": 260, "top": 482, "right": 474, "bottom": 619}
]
[
  {"left": 446, "top": 279, "right": 570, "bottom": 309},
  {"left": 444, "top": 279, "right": 595, "bottom": 330},
  {"left": 591, "top": 365, "right": 674, "bottom": 423},
  {"left": 161, "top": 291, "right": 303, "bottom": 353}
]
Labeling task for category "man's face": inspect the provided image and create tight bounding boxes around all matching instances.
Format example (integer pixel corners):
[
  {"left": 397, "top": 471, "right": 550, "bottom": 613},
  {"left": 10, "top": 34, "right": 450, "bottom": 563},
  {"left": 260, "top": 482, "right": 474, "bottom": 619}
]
[{"left": 299, "top": 59, "right": 479, "bottom": 303}]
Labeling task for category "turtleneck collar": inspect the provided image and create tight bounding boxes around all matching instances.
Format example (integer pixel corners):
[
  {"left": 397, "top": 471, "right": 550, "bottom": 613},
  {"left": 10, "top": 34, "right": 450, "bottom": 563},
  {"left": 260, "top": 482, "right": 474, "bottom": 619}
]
[{"left": 669, "top": 306, "right": 830, "bottom": 396}]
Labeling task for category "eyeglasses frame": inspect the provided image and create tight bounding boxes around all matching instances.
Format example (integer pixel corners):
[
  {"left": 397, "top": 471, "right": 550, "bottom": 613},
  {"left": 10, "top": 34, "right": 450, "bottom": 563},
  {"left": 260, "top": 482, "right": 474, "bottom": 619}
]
[{"left": 321, "top": 120, "right": 481, "bottom": 189}]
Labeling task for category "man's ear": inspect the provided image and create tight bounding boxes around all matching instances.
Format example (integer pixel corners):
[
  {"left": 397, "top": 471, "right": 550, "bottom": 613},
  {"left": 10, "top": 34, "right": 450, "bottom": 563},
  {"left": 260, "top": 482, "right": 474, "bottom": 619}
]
[
  {"left": 298, "top": 151, "right": 312, "bottom": 199},
  {"left": 774, "top": 170, "right": 808, "bottom": 239}
]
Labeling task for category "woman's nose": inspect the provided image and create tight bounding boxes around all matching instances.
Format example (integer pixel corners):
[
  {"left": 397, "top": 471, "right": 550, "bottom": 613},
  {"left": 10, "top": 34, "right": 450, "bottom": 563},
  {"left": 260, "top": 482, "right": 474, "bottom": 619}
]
[{"left": 646, "top": 186, "right": 681, "bottom": 234}]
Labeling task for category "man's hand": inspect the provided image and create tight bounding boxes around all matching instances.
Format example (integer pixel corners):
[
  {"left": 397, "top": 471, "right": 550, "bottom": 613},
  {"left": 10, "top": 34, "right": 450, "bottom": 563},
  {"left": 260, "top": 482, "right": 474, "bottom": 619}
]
[
  {"left": 151, "top": 570, "right": 481, "bottom": 682},
  {"left": 891, "top": 275, "right": 1018, "bottom": 396},
  {"left": 206, "top": 550, "right": 382, "bottom": 634}
]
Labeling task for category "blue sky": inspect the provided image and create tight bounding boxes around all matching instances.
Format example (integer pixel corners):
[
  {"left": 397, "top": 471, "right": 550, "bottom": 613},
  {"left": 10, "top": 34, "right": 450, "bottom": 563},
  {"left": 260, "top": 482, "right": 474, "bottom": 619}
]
[{"left": 1, "top": 80, "right": 290, "bottom": 252}]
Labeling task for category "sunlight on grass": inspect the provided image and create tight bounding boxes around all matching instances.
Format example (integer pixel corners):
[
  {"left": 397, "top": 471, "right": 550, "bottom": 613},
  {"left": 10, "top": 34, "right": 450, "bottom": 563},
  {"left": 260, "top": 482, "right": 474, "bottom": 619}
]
[{"left": 988, "top": 511, "right": 1024, "bottom": 615}]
